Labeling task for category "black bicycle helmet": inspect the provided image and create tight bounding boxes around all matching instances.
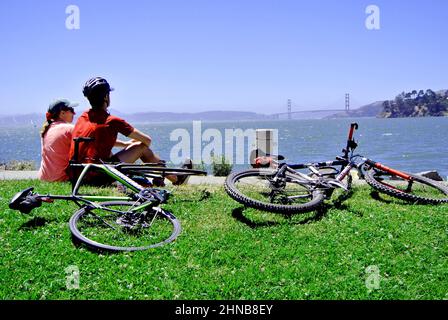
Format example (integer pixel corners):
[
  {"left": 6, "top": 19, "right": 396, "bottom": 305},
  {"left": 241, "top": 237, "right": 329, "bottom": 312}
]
[{"left": 82, "top": 77, "right": 114, "bottom": 97}]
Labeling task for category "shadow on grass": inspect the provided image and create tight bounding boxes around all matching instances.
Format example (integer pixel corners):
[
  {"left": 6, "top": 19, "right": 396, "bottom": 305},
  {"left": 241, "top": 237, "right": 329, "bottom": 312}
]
[
  {"left": 231, "top": 205, "right": 328, "bottom": 229},
  {"left": 70, "top": 235, "right": 117, "bottom": 255},
  {"left": 19, "top": 216, "right": 54, "bottom": 230},
  {"left": 231, "top": 188, "right": 364, "bottom": 228},
  {"left": 369, "top": 190, "right": 418, "bottom": 206},
  {"left": 331, "top": 189, "right": 367, "bottom": 217},
  {"left": 331, "top": 189, "right": 354, "bottom": 209},
  {"left": 370, "top": 190, "right": 395, "bottom": 204}
]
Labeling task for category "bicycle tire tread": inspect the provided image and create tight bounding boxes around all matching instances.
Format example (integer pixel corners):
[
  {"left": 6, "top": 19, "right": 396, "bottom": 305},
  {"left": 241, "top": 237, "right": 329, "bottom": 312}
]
[
  {"left": 224, "top": 169, "right": 325, "bottom": 214},
  {"left": 364, "top": 169, "right": 448, "bottom": 204}
]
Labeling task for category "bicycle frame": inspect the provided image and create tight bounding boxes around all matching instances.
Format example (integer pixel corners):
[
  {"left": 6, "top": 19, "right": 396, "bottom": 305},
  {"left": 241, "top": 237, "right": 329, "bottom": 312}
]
[
  {"left": 269, "top": 122, "right": 415, "bottom": 192},
  {"left": 71, "top": 163, "right": 144, "bottom": 195},
  {"left": 9, "top": 162, "right": 168, "bottom": 217},
  {"left": 8, "top": 138, "right": 207, "bottom": 251},
  {"left": 225, "top": 122, "right": 448, "bottom": 214}
]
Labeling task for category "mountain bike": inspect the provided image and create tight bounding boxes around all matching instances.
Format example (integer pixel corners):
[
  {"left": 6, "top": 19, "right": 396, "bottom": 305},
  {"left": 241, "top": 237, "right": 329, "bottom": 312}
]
[
  {"left": 9, "top": 138, "right": 207, "bottom": 252},
  {"left": 224, "top": 123, "right": 448, "bottom": 214}
]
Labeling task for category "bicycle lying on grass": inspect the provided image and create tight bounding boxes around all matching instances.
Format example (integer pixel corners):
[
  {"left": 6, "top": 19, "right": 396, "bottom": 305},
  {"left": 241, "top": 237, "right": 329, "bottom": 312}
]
[
  {"left": 9, "top": 138, "right": 206, "bottom": 252},
  {"left": 225, "top": 123, "right": 448, "bottom": 214}
]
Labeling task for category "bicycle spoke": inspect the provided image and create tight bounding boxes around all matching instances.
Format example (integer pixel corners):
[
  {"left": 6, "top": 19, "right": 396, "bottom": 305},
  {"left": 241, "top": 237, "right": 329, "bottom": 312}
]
[
  {"left": 87, "top": 211, "right": 118, "bottom": 230},
  {"left": 234, "top": 173, "right": 314, "bottom": 206}
]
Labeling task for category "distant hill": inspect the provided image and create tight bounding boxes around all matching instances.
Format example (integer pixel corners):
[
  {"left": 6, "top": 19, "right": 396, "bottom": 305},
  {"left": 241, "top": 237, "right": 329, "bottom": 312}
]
[
  {"left": 3, "top": 90, "right": 446, "bottom": 126},
  {"left": 327, "top": 88, "right": 448, "bottom": 119},
  {"left": 0, "top": 113, "right": 43, "bottom": 127},
  {"left": 0, "top": 110, "right": 268, "bottom": 126},
  {"left": 325, "top": 101, "right": 385, "bottom": 119}
]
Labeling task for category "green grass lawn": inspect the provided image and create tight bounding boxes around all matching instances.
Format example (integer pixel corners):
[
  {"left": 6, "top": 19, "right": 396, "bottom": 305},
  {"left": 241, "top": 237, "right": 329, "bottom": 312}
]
[{"left": 0, "top": 179, "right": 447, "bottom": 300}]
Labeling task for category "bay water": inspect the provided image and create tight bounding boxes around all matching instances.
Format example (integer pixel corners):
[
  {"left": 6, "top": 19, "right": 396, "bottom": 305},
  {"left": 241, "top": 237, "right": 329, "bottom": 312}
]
[{"left": 1, "top": 117, "right": 447, "bottom": 179}]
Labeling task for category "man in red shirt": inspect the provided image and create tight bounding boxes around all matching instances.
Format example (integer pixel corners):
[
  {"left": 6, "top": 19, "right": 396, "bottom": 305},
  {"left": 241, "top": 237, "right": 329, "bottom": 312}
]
[{"left": 70, "top": 77, "right": 189, "bottom": 185}]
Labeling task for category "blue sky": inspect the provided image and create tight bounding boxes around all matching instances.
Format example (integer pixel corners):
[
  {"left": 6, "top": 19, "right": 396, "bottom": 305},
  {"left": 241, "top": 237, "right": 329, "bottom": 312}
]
[{"left": 0, "top": 0, "right": 447, "bottom": 115}]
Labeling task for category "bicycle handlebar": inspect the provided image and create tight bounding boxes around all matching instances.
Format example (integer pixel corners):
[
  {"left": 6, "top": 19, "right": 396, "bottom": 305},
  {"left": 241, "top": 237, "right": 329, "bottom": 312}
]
[
  {"left": 348, "top": 123, "right": 358, "bottom": 141},
  {"left": 341, "top": 123, "right": 359, "bottom": 159}
]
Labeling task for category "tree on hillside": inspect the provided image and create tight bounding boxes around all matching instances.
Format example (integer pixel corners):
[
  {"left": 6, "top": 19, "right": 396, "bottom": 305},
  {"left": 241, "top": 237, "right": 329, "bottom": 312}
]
[
  {"left": 382, "top": 100, "right": 391, "bottom": 113},
  {"left": 425, "top": 89, "right": 436, "bottom": 103},
  {"left": 381, "top": 88, "right": 448, "bottom": 118}
]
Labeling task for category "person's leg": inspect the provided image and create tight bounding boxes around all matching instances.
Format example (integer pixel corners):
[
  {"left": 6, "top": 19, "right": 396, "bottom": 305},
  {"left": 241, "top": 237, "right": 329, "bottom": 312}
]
[
  {"left": 114, "top": 142, "right": 179, "bottom": 183},
  {"left": 115, "top": 142, "right": 159, "bottom": 163}
]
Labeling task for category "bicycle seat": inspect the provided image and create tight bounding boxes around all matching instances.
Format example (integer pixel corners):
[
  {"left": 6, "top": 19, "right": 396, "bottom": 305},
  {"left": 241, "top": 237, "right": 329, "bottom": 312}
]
[
  {"left": 9, "top": 187, "right": 42, "bottom": 214},
  {"left": 73, "top": 137, "right": 95, "bottom": 143},
  {"left": 252, "top": 154, "right": 284, "bottom": 168},
  {"left": 70, "top": 137, "right": 95, "bottom": 164}
]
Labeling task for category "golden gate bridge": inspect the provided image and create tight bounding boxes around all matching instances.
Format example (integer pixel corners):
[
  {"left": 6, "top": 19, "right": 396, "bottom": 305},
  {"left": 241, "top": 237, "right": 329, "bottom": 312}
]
[{"left": 271, "top": 94, "right": 353, "bottom": 119}]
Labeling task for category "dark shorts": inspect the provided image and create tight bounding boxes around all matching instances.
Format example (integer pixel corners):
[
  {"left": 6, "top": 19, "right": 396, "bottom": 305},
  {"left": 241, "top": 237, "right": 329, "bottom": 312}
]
[{"left": 107, "top": 155, "right": 121, "bottom": 163}]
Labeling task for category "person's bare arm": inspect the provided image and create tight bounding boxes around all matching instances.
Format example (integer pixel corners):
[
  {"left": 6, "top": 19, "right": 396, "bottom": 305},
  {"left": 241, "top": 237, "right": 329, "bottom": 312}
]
[
  {"left": 127, "top": 129, "right": 152, "bottom": 147},
  {"left": 114, "top": 140, "right": 132, "bottom": 148}
]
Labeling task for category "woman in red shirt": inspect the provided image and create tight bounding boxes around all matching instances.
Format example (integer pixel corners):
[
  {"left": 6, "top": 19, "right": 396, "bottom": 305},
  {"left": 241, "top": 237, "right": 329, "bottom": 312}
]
[{"left": 38, "top": 99, "right": 77, "bottom": 182}]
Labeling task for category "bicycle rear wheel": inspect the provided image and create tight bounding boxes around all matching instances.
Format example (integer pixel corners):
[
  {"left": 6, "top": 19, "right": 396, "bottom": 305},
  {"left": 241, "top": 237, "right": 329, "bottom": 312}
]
[
  {"left": 69, "top": 201, "right": 181, "bottom": 252},
  {"left": 364, "top": 167, "right": 448, "bottom": 204},
  {"left": 224, "top": 169, "right": 325, "bottom": 214}
]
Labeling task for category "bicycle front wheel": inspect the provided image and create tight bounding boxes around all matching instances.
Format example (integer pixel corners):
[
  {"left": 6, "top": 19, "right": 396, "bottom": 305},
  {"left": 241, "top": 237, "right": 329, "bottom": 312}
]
[
  {"left": 224, "top": 169, "right": 325, "bottom": 214},
  {"left": 69, "top": 201, "right": 181, "bottom": 252},
  {"left": 364, "top": 168, "right": 448, "bottom": 204}
]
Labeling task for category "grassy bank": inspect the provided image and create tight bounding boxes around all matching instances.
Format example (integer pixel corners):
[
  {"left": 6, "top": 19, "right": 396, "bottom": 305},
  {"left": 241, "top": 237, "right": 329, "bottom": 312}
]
[{"left": 0, "top": 180, "right": 447, "bottom": 300}]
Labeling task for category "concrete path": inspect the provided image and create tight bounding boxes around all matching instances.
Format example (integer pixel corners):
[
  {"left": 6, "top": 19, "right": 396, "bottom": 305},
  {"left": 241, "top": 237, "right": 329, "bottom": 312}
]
[{"left": 0, "top": 171, "right": 39, "bottom": 180}]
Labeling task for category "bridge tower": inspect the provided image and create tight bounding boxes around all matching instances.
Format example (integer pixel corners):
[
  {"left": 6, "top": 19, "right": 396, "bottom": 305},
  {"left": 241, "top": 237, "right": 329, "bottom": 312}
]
[
  {"left": 345, "top": 93, "right": 350, "bottom": 112},
  {"left": 287, "top": 99, "right": 292, "bottom": 120}
]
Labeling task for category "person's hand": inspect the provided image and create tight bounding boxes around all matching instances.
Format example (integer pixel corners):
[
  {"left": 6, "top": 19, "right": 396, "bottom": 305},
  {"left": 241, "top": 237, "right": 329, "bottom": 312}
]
[
  {"left": 124, "top": 139, "right": 138, "bottom": 146},
  {"left": 115, "top": 140, "right": 135, "bottom": 148}
]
